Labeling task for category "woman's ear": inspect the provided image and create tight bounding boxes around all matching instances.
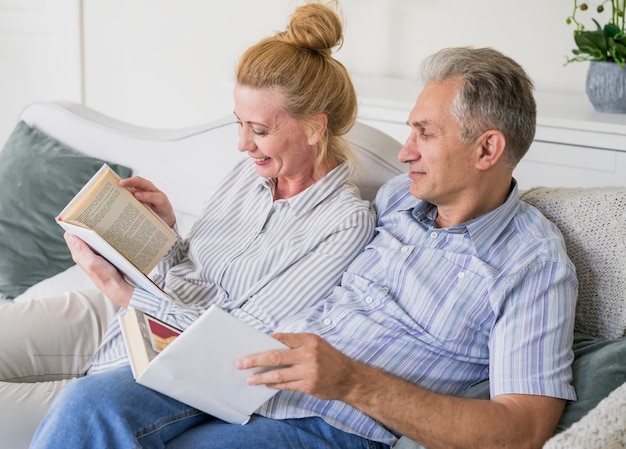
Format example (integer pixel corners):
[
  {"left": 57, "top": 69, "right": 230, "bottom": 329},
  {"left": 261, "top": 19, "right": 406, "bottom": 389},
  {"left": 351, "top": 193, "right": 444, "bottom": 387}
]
[
  {"left": 308, "top": 113, "right": 328, "bottom": 146},
  {"left": 475, "top": 130, "right": 506, "bottom": 171}
]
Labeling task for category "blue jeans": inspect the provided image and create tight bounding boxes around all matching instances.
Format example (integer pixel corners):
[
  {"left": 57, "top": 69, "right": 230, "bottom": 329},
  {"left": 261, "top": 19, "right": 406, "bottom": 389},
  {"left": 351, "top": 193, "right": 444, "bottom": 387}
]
[{"left": 30, "top": 365, "right": 389, "bottom": 449}]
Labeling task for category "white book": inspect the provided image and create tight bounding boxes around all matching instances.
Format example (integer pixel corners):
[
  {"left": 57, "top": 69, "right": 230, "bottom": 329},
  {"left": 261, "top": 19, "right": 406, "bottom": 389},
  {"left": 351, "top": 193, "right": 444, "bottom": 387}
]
[{"left": 119, "top": 304, "right": 288, "bottom": 425}]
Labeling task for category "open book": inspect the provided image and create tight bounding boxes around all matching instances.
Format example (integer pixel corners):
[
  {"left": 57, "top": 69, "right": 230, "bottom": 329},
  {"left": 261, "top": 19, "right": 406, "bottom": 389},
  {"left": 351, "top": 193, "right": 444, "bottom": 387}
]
[
  {"left": 56, "top": 164, "right": 177, "bottom": 300},
  {"left": 119, "top": 305, "right": 289, "bottom": 425}
]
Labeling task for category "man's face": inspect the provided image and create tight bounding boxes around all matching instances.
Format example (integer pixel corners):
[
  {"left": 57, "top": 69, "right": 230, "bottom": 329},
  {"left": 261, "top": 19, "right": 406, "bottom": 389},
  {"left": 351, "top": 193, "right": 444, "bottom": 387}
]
[{"left": 397, "top": 80, "right": 478, "bottom": 208}]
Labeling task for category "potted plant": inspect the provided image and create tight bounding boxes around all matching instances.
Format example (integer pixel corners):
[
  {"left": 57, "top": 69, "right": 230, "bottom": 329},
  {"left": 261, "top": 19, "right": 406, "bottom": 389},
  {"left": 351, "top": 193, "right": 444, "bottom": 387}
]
[{"left": 566, "top": 0, "right": 626, "bottom": 113}]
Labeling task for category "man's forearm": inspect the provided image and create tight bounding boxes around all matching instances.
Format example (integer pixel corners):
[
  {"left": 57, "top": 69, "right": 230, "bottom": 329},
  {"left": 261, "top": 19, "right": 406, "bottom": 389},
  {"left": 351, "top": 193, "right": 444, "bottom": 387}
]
[{"left": 341, "top": 361, "right": 564, "bottom": 449}]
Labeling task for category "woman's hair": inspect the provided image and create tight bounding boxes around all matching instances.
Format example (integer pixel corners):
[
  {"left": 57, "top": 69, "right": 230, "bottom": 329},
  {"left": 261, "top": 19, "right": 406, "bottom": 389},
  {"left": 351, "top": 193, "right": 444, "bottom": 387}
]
[
  {"left": 236, "top": 1, "right": 356, "bottom": 171},
  {"left": 419, "top": 47, "right": 536, "bottom": 169}
]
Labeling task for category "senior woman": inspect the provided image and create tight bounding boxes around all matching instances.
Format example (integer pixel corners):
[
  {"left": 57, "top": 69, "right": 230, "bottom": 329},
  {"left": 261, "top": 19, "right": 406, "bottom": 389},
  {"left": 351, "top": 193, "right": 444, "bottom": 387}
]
[{"left": 1, "top": 2, "right": 374, "bottom": 448}]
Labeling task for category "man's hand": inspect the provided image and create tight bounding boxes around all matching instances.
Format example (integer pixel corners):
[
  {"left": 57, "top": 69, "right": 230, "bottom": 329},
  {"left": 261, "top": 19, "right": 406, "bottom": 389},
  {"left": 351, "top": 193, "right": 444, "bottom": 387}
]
[
  {"left": 119, "top": 176, "right": 176, "bottom": 228},
  {"left": 236, "top": 333, "right": 361, "bottom": 401},
  {"left": 64, "top": 233, "right": 134, "bottom": 308}
]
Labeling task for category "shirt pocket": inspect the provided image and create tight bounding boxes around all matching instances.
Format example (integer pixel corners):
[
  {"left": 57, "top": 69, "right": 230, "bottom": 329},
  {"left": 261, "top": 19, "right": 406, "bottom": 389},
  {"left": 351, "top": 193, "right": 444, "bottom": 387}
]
[{"left": 404, "top": 250, "right": 496, "bottom": 349}]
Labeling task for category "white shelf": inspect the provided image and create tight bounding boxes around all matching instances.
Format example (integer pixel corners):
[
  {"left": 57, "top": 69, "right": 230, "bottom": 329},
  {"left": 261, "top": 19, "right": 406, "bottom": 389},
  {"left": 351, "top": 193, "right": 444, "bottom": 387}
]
[{"left": 536, "top": 91, "right": 626, "bottom": 139}]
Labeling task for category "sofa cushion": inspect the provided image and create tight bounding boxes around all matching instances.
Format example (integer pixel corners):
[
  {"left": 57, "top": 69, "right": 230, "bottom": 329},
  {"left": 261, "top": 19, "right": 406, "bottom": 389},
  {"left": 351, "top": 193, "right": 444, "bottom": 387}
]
[
  {"left": 0, "top": 121, "right": 132, "bottom": 299},
  {"left": 520, "top": 187, "right": 626, "bottom": 340}
]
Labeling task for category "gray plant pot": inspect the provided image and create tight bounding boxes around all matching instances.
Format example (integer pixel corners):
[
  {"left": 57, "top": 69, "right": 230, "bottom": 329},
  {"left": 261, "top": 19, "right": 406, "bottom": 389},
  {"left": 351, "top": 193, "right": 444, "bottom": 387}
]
[{"left": 586, "top": 61, "right": 626, "bottom": 114}]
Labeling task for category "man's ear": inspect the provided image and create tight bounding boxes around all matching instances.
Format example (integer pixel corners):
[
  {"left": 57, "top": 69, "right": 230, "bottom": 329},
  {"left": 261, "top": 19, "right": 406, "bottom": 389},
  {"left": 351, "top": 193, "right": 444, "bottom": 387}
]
[
  {"left": 308, "top": 113, "right": 328, "bottom": 146},
  {"left": 475, "top": 130, "right": 506, "bottom": 171}
]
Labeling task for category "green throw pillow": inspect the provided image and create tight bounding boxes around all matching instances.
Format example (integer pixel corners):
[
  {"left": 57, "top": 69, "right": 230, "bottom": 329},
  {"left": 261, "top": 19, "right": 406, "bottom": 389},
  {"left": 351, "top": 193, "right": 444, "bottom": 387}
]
[
  {"left": 0, "top": 121, "right": 132, "bottom": 299},
  {"left": 555, "top": 331, "right": 626, "bottom": 432}
]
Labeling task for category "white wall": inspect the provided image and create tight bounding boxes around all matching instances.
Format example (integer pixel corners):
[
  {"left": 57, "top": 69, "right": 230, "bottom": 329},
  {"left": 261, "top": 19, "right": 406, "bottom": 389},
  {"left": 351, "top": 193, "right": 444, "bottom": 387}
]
[
  {"left": 343, "top": 0, "right": 585, "bottom": 86},
  {"left": 1, "top": 0, "right": 590, "bottom": 141},
  {"left": 0, "top": 0, "right": 81, "bottom": 146},
  {"left": 81, "top": 0, "right": 589, "bottom": 129}
]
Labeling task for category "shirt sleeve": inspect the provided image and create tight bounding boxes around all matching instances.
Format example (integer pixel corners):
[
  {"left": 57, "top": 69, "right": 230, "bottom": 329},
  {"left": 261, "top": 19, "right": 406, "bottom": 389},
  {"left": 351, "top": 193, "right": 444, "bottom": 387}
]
[{"left": 489, "top": 259, "right": 578, "bottom": 400}]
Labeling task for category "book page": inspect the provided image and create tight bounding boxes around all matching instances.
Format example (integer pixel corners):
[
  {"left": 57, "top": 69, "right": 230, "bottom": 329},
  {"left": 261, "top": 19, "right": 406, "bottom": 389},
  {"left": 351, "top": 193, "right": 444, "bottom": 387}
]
[
  {"left": 120, "top": 308, "right": 181, "bottom": 378},
  {"left": 57, "top": 221, "right": 170, "bottom": 300},
  {"left": 57, "top": 164, "right": 177, "bottom": 275},
  {"left": 144, "top": 314, "right": 180, "bottom": 353}
]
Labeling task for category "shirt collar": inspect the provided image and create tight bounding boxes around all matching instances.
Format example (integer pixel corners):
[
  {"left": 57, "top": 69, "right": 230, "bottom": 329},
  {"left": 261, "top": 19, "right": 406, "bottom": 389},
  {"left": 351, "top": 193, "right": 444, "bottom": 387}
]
[
  {"left": 411, "top": 180, "right": 520, "bottom": 257},
  {"left": 258, "top": 163, "right": 351, "bottom": 219}
]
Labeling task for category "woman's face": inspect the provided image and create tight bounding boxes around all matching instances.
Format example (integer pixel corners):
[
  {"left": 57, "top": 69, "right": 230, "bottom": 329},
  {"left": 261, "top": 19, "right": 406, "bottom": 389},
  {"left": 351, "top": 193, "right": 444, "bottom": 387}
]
[{"left": 233, "top": 84, "right": 321, "bottom": 198}]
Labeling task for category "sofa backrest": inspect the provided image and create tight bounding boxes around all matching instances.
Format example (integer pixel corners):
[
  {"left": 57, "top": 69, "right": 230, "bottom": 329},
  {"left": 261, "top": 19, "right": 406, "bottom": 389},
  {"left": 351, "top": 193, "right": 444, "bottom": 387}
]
[
  {"left": 18, "top": 102, "right": 404, "bottom": 217},
  {"left": 521, "top": 187, "right": 626, "bottom": 340},
  {"left": 15, "top": 103, "right": 626, "bottom": 340}
]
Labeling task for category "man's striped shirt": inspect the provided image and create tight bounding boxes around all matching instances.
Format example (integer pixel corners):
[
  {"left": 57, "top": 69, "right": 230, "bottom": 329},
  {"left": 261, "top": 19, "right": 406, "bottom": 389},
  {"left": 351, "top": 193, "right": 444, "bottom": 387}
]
[{"left": 260, "top": 174, "right": 578, "bottom": 446}]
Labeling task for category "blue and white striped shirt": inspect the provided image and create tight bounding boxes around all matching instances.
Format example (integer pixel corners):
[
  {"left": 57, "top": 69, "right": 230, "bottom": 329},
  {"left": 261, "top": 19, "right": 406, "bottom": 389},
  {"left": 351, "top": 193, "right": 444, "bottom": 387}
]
[
  {"left": 90, "top": 158, "right": 375, "bottom": 373},
  {"left": 259, "top": 174, "right": 578, "bottom": 446}
]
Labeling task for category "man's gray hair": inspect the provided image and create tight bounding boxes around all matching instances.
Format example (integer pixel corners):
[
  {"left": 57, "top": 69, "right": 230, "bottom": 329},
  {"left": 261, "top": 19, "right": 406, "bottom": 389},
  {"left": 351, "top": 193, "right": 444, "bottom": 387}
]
[{"left": 419, "top": 47, "right": 536, "bottom": 169}]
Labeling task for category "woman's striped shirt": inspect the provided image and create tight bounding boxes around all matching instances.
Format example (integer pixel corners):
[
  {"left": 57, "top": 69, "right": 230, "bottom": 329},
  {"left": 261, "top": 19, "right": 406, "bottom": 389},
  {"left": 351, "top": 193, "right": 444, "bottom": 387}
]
[{"left": 89, "top": 158, "right": 375, "bottom": 373}]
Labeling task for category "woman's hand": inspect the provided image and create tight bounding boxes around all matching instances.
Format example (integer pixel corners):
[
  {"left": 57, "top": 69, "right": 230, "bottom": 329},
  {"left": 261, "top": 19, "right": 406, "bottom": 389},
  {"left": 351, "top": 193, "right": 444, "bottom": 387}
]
[
  {"left": 119, "top": 176, "right": 176, "bottom": 228},
  {"left": 64, "top": 232, "right": 134, "bottom": 308}
]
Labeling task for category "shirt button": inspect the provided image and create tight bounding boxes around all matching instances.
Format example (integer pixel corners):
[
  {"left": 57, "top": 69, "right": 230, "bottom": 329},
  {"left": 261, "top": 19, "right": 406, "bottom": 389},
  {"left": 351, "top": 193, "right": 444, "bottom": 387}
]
[
  {"left": 323, "top": 318, "right": 332, "bottom": 326},
  {"left": 431, "top": 231, "right": 438, "bottom": 239},
  {"left": 365, "top": 296, "right": 373, "bottom": 304},
  {"left": 400, "top": 246, "right": 409, "bottom": 253},
  {"left": 457, "top": 272, "right": 465, "bottom": 279}
]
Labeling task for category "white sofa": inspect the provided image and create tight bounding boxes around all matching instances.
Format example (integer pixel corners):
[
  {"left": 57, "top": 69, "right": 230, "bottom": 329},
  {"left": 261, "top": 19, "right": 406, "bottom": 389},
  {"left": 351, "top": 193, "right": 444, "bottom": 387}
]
[{"left": 1, "top": 102, "right": 625, "bottom": 448}]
